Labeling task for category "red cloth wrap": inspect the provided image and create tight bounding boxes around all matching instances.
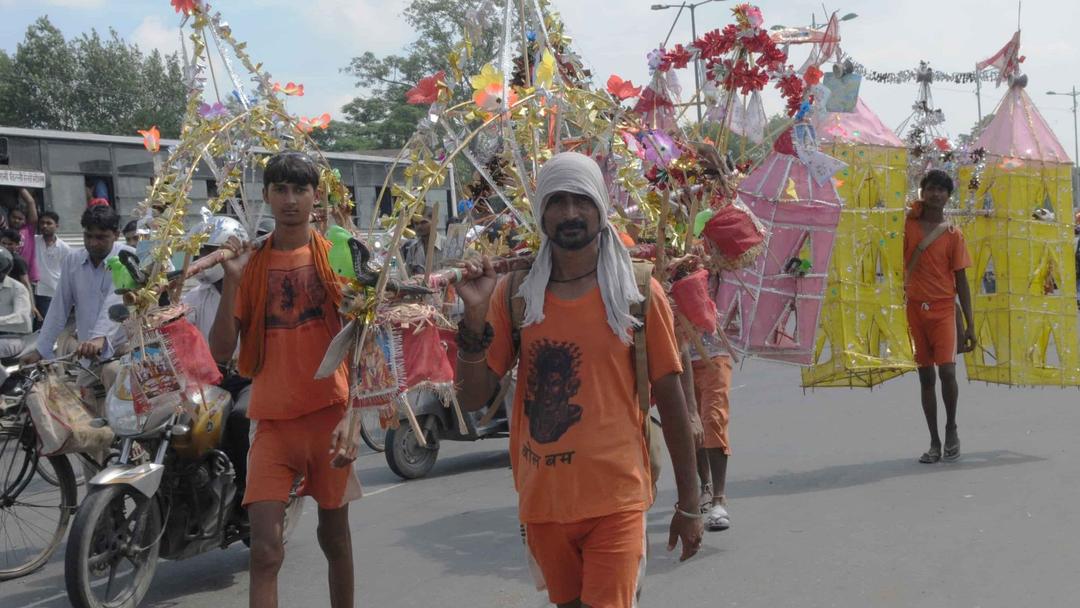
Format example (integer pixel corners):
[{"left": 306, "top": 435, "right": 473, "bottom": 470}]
[
  {"left": 670, "top": 269, "right": 717, "bottom": 334},
  {"left": 158, "top": 317, "right": 223, "bottom": 387},
  {"left": 703, "top": 204, "right": 765, "bottom": 259},
  {"left": 399, "top": 323, "right": 455, "bottom": 388}
]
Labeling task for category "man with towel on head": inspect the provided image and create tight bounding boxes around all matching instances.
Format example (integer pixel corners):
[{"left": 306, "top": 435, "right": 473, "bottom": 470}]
[{"left": 455, "top": 152, "right": 703, "bottom": 608}]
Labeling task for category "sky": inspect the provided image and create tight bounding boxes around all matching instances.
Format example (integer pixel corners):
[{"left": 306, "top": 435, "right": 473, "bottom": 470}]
[{"left": 2, "top": 0, "right": 1078, "bottom": 161}]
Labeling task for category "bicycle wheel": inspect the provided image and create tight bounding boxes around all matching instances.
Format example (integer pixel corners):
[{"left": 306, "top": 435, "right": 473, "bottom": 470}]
[
  {"left": 0, "top": 420, "right": 78, "bottom": 580},
  {"left": 359, "top": 408, "right": 386, "bottom": 452}
]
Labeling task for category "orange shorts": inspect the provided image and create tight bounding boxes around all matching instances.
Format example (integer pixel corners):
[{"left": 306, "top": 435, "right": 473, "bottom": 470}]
[
  {"left": 906, "top": 300, "right": 957, "bottom": 367},
  {"left": 692, "top": 356, "right": 732, "bottom": 454},
  {"left": 525, "top": 510, "right": 646, "bottom": 607},
  {"left": 244, "top": 404, "right": 361, "bottom": 510}
]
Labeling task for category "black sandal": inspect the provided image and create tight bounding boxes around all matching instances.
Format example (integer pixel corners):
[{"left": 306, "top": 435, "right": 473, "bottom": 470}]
[
  {"left": 943, "top": 427, "right": 960, "bottom": 461},
  {"left": 919, "top": 445, "right": 942, "bottom": 464}
]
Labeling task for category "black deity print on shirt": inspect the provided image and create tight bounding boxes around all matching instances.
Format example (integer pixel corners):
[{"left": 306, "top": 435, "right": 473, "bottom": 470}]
[
  {"left": 266, "top": 265, "right": 326, "bottom": 329},
  {"left": 523, "top": 339, "right": 583, "bottom": 444}
]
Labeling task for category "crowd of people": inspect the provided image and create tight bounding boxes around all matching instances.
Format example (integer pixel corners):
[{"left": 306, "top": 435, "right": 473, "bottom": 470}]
[{"left": 0, "top": 151, "right": 980, "bottom": 608}]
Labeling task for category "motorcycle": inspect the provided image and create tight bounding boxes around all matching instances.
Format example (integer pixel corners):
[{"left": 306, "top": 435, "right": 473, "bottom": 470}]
[
  {"left": 384, "top": 376, "right": 514, "bottom": 480},
  {"left": 63, "top": 379, "right": 303, "bottom": 608}
]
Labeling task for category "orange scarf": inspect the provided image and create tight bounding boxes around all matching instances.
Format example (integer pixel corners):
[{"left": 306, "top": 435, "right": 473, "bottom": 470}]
[{"left": 236, "top": 229, "right": 343, "bottom": 378}]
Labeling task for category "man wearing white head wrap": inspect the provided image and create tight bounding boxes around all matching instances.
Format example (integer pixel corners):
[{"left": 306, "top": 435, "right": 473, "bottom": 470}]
[
  {"left": 455, "top": 152, "right": 704, "bottom": 607},
  {"left": 518, "top": 151, "right": 643, "bottom": 344}
]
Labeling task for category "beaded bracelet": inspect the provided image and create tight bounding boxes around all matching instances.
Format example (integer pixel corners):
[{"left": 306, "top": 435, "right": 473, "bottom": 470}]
[{"left": 456, "top": 320, "right": 494, "bottom": 353}]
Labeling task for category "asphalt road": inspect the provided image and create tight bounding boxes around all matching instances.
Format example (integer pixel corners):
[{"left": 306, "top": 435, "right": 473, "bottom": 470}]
[{"left": 3, "top": 358, "right": 1079, "bottom": 607}]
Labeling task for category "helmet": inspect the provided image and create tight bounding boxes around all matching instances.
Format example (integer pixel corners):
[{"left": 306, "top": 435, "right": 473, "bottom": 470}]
[
  {"left": 190, "top": 216, "right": 247, "bottom": 285},
  {"left": 0, "top": 248, "right": 11, "bottom": 277},
  {"left": 191, "top": 216, "right": 248, "bottom": 248}
]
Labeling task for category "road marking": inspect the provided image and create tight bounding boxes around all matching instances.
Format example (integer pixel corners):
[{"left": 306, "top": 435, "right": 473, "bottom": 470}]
[
  {"left": 365, "top": 482, "right": 405, "bottom": 497},
  {"left": 22, "top": 591, "right": 68, "bottom": 608}
]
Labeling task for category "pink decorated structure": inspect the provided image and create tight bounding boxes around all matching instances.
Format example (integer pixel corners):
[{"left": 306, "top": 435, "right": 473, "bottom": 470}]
[{"left": 716, "top": 125, "right": 845, "bottom": 364}]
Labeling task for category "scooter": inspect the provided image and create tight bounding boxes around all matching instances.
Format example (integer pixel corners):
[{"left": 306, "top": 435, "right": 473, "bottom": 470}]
[
  {"left": 384, "top": 376, "right": 514, "bottom": 480},
  {"left": 63, "top": 378, "right": 303, "bottom": 608}
]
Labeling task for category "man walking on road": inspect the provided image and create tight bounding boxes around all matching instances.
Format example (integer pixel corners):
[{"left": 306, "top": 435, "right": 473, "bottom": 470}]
[
  {"left": 904, "top": 170, "right": 975, "bottom": 463},
  {"left": 455, "top": 152, "right": 704, "bottom": 608},
  {"left": 210, "top": 151, "right": 362, "bottom": 608}
]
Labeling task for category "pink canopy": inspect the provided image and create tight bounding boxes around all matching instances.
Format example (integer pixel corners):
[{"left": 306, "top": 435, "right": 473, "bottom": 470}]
[
  {"left": 715, "top": 135, "right": 844, "bottom": 365},
  {"left": 974, "top": 84, "right": 1071, "bottom": 164},
  {"left": 819, "top": 98, "right": 904, "bottom": 148}
]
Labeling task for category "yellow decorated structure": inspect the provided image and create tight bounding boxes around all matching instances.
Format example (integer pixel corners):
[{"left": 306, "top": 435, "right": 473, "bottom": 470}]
[
  {"left": 802, "top": 99, "right": 917, "bottom": 387},
  {"left": 958, "top": 82, "right": 1080, "bottom": 385}
]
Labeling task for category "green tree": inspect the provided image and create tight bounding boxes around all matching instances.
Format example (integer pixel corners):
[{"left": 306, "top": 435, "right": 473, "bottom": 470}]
[
  {"left": 0, "top": 17, "right": 78, "bottom": 130},
  {"left": 0, "top": 16, "right": 185, "bottom": 137},
  {"left": 339, "top": 0, "right": 505, "bottom": 151}
]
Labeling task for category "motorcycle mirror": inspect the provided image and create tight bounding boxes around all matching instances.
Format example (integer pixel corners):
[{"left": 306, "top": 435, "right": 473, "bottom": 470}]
[
  {"left": 170, "top": 424, "right": 191, "bottom": 437},
  {"left": 88, "top": 418, "right": 108, "bottom": 428}
]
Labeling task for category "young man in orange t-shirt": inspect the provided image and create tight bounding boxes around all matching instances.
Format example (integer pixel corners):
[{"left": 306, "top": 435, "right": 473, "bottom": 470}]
[
  {"left": 904, "top": 170, "right": 975, "bottom": 464},
  {"left": 456, "top": 153, "right": 703, "bottom": 608},
  {"left": 209, "top": 152, "right": 362, "bottom": 608}
]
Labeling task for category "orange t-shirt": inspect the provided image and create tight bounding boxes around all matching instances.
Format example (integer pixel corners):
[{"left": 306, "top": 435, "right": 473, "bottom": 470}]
[
  {"left": 235, "top": 246, "right": 349, "bottom": 420},
  {"left": 486, "top": 276, "right": 683, "bottom": 524},
  {"left": 903, "top": 218, "right": 972, "bottom": 303}
]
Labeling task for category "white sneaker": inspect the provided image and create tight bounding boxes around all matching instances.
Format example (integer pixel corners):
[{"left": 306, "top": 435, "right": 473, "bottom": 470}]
[{"left": 706, "top": 504, "right": 730, "bottom": 531}]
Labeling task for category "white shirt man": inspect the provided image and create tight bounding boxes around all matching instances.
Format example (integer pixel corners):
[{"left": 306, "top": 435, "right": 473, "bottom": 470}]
[{"left": 34, "top": 217, "right": 73, "bottom": 310}]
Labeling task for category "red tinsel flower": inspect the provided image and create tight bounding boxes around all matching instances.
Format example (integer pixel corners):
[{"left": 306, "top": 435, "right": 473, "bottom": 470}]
[
  {"left": 774, "top": 73, "right": 805, "bottom": 116},
  {"left": 660, "top": 44, "right": 693, "bottom": 71},
  {"left": 606, "top": 75, "right": 643, "bottom": 100},
  {"left": 933, "top": 137, "right": 952, "bottom": 152},
  {"left": 694, "top": 26, "right": 737, "bottom": 61},
  {"left": 724, "top": 60, "right": 769, "bottom": 95},
  {"left": 405, "top": 71, "right": 445, "bottom": 105},
  {"left": 803, "top": 65, "right": 824, "bottom": 86},
  {"left": 633, "top": 87, "right": 674, "bottom": 115},
  {"left": 171, "top": 0, "right": 199, "bottom": 15}
]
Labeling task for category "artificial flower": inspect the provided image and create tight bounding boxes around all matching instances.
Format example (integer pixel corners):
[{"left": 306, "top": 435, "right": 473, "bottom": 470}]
[
  {"left": 473, "top": 82, "right": 518, "bottom": 112},
  {"left": 734, "top": 3, "right": 764, "bottom": 29},
  {"left": 406, "top": 71, "right": 445, "bottom": 105},
  {"left": 171, "top": 0, "right": 200, "bottom": 15},
  {"left": 534, "top": 50, "right": 556, "bottom": 90},
  {"left": 469, "top": 63, "right": 504, "bottom": 92},
  {"left": 933, "top": 137, "right": 952, "bottom": 152},
  {"left": 803, "top": 65, "right": 823, "bottom": 86},
  {"left": 197, "top": 102, "right": 229, "bottom": 119},
  {"left": 660, "top": 44, "right": 693, "bottom": 71},
  {"left": 297, "top": 113, "right": 331, "bottom": 133},
  {"left": 273, "top": 81, "right": 305, "bottom": 96},
  {"left": 606, "top": 75, "right": 642, "bottom": 100},
  {"left": 137, "top": 126, "right": 160, "bottom": 152},
  {"left": 642, "top": 130, "right": 680, "bottom": 168}
]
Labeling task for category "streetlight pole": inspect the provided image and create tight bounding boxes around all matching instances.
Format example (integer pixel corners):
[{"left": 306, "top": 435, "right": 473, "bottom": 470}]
[
  {"left": 651, "top": 0, "right": 723, "bottom": 124},
  {"left": 1047, "top": 87, "right": 1080, "bottom": 166}
]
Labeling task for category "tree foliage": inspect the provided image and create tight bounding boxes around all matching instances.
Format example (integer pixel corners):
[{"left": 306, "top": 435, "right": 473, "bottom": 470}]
[
  {"left": 0, "top": 16, "right": 186, "bottom": 137},
  {"left": 337, "top": 0, "right": 505, "bottom": 151}
]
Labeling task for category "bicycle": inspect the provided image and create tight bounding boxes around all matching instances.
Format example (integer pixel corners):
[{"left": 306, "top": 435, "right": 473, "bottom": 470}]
[{"left": 0, "top": 358, "right": 108, "bottom": 581}]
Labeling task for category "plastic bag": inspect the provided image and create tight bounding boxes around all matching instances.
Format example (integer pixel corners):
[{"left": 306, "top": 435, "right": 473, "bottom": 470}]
[{"left": 26, "top": 370, "right": 114, "bottom": 457}]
